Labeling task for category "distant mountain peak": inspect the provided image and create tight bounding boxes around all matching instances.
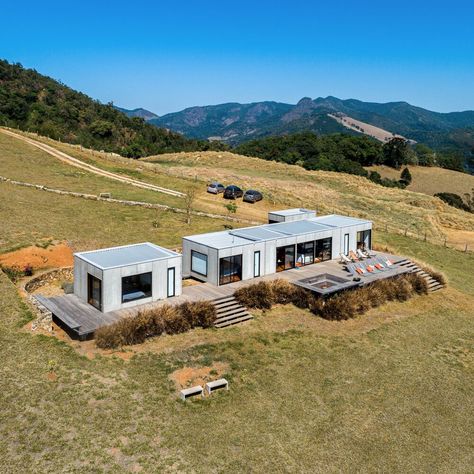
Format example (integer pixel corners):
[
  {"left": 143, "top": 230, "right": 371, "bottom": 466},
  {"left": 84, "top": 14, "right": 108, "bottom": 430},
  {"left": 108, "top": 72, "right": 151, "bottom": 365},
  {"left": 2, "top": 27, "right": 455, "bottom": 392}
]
[{"left": 114, "top": 106, "right": 159, "bottom": 121}]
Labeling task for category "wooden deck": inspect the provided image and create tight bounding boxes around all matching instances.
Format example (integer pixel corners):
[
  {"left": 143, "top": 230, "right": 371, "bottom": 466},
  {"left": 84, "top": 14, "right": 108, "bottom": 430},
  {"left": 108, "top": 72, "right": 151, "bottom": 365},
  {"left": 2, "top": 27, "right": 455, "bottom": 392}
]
[{"left": 35, "top": 252, "right": 407, "bottom": 339}]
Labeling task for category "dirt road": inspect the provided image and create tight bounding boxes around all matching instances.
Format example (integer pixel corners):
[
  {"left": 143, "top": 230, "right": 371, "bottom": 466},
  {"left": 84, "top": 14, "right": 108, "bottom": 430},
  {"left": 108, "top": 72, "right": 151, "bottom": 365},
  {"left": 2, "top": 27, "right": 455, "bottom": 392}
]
[{"left": 0, "top": 128, "right": 185, "bottom": 197}]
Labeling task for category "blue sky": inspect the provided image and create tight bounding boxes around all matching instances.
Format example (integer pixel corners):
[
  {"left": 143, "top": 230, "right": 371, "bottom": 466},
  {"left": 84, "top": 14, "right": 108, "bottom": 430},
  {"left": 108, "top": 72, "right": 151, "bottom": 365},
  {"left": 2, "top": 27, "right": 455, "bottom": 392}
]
[{"left": 1, "top": 0, "right": 473, "bottom": 114}]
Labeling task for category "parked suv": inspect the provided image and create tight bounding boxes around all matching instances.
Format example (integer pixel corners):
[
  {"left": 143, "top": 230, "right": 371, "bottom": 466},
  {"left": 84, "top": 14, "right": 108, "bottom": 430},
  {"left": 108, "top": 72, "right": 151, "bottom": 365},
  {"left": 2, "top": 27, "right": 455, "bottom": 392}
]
[
  {"left": 223, "top": 185, "right": 244, "bottom": 199},
  {"left": 243, "top": 189, "right": 263, "bottom": 203},
  {"left": 207, "top": 182, "right": 225, "bottom": 194}
]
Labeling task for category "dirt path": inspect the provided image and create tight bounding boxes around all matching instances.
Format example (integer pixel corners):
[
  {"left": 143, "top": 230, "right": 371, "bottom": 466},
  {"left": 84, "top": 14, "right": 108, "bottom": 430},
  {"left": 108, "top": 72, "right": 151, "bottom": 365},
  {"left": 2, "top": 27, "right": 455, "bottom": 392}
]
[{"left": 0, "top": 128, "right": 185, "bottom": 197}]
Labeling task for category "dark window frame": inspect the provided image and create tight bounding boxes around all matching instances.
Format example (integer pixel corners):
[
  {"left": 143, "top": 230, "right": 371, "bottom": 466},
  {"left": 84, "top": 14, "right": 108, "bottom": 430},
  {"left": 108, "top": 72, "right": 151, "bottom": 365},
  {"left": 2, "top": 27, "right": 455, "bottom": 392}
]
[
  {"left": 121, "top": 271, "right": 152, "bottom": 304},
  {"left": 191, "top": 250, "right": 208, "bottom": 277},
  {"left": 254, "top": 250, "right": 261, "bottom": 277}
]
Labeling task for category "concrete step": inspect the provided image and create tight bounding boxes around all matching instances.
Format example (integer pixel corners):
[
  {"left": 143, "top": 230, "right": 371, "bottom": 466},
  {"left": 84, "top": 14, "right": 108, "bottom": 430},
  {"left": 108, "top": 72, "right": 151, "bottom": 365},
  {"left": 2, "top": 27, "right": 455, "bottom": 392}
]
[
  {"left": 215, "top": 314, "right": 254, "bottom": 328},
  {"left": 215, "top": 310, "right": 251, "bottom": 324},
  {"left": 216, "top": 305, "right": 248, "bottom": 317},
  {"left": 212, "top": 295, "right": 236, "bottom": 304},
  {"left": 214, "top": 299, "right": 242, "bottom": 311}
]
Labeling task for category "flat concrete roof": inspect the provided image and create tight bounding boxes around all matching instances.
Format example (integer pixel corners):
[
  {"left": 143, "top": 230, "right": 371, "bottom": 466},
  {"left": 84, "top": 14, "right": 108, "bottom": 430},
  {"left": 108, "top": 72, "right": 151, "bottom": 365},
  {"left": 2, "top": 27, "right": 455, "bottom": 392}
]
[
  {"left": 268, "top": 208, "right": 315, "bottom": 217},
  {"left": 75, "top": 242, "right": 180, "bottom": 270},
  {"left": 184, "top": 214, "right": 372, "bottom": 249}
]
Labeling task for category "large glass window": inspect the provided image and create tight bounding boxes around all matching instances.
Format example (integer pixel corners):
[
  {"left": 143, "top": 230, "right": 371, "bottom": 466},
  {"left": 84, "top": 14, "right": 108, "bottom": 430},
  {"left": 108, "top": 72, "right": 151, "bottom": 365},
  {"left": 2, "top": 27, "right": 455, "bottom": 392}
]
[
  {"left": 122, "top": 272, "right": 152, "bottom": 303},
  {"left": 276, "top": 245, "right": 295, "bottom": 272},
  {"left": 357, "top": 230, "right": 372, "bottom": 250},
  {"left": 191, "top": 250, "right": 208, "bottom": 276},
  {"left": 219, "top": 254, "right": 242, "bottom": 285},
  {"left": 315, "top": 237, "right": 332, "bottom": 262},
  {"left": 297, "top": 241, "right": 315, "bottom": 266}
]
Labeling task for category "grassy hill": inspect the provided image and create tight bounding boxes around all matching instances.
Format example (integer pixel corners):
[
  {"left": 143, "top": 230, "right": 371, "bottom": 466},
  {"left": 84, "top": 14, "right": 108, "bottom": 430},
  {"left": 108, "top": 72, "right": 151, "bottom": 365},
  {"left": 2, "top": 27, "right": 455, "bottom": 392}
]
[
  {"left": 1, "top": 129, "right": 474, "bottom": 471},
  {"left": 366, "top": 165, "right": 474, "bottom": 197},
  {"left": 0, "top": 59, "right": 223, "bottom": 157}
]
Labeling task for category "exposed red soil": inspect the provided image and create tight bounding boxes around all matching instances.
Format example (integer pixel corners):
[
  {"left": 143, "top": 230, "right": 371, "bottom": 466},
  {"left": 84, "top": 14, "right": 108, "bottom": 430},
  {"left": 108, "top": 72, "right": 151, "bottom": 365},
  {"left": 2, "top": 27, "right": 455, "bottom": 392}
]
[
  {"left": 169, "top": 362, "right": 229, "bottom": 389},
  {"left": 0, "top": 242, "right": 73, "bottom": 270}
]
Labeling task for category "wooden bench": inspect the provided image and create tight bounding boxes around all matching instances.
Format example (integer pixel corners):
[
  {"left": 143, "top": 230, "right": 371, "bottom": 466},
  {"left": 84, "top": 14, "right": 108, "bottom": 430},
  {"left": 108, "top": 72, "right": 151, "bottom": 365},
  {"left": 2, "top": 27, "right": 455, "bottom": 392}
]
[
  {"left": 179, "top": 385, "right": 203, "bottom": 401},
  {"left": 205, "top": 378, "right": 229, "bottom": 395}
]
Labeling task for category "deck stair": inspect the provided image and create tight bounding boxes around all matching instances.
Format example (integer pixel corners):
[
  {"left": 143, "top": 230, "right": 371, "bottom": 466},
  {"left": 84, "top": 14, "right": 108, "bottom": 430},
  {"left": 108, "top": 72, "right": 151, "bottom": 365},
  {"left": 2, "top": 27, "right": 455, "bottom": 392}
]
[
  {"left": 211, "top": 296, "right": 253, "bottom": 328},
  {"left": 395, "top": 259, "right": 445, "bottom": 292}
]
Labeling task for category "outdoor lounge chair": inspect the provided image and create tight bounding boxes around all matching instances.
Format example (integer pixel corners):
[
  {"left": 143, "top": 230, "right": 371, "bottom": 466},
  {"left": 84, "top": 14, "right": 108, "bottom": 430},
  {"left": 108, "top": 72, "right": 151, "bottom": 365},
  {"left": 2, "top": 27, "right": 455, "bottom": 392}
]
[
  {"left": 354, "top": 263, "right": 368, "bottom": 276},
  {"left": 361, "top": 247, "right": 375, "bottom": 258},
  {"left": 349, "top": 250, "right": 360, "bottom": 262},
  {"left": 340, "top": 253, "right": 353, "bottom": 264},
  {"left": 356, "top": 248, "right": 367, "bottom": 260}
]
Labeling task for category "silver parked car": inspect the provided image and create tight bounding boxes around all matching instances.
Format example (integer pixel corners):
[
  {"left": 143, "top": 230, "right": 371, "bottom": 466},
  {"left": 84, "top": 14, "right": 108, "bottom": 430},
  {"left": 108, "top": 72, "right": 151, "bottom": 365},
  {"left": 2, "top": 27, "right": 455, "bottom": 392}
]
[{"left": 207, "top": 182, "right": 225, "bottom": 194}]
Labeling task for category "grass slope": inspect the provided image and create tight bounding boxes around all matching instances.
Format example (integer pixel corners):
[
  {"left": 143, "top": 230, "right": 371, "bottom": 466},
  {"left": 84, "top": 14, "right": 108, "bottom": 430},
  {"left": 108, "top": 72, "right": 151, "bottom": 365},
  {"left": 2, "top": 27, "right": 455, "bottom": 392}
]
[
  {"left": 1, "top": 236, "right": 473, "bottom": 471},
  {"left": 367, "top": 165, "right": 474, "bottom": 197}
]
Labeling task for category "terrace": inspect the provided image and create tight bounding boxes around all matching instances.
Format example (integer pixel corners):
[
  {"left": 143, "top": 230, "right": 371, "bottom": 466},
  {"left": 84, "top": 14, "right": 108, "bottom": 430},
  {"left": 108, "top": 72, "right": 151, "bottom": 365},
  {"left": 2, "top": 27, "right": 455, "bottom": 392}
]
[{"left": 35, "top": 251, "right": 410, "bottom": 339}]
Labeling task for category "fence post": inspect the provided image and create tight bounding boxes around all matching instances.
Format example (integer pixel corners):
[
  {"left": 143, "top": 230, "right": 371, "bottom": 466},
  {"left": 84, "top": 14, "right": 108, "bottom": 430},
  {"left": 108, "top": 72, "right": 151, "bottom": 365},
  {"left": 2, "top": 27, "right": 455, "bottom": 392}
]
[
  {"left": 385, "top": 224, "right": 388, "bottom": 232},
  {"left": 465, "top": 243, "right": 468, "bottom": 253},
  {"left": 404, "top": 228, "right": 408, "bottom": 237},
  {"left": 444, "top": 238, "right": 447, "bottom": 247}
]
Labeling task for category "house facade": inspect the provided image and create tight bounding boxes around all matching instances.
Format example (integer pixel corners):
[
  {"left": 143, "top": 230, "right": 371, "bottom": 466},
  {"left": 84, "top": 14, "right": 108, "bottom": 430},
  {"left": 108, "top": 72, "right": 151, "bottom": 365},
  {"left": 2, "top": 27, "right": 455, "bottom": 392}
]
[
  {"left": 182, "top": 214, "right": 372, "bottom": 286},
  {"left": 73, "top": 242, "right": 182, "bottom": 312}
]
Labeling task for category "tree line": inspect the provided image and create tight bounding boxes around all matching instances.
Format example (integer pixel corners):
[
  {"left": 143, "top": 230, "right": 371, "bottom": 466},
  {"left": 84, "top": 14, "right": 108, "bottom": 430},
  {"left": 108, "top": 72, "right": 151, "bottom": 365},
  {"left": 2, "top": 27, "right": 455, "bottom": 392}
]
[{"left": 0, "top": 60, "right": 225, "bottom": 157}]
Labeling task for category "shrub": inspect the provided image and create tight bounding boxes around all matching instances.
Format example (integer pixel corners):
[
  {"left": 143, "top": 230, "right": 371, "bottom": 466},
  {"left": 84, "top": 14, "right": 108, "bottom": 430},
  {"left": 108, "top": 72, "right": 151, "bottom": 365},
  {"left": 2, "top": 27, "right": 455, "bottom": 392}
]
[
  {"left": 308, "top": 295, "right": 324, "bottom": 316},
  {"left": 0, "top": 265, "right": 25, "bottom": 283},
  {"left": 404, "top": 273, "right": 429, "bottom": 295},
  {"left": 23, "top": 264, "right": 33, "bottom": 276},
  {"left": 392, "top": 277, "right": 414, "bottom": 301},
  {"left": 234, "top": 281, "right": 273, "bottom": 310},
  {"left": 320, "top": 296, "right": 355, "bottom": 321},
  {"left": 178, "top": 301, "right": 216, "bottom": 328},
  {"left": 291, "top": 285, "right": 315, "bottom": 309},
  {"left": 270, "top": 279, "right": 298, "bottom": 305}
]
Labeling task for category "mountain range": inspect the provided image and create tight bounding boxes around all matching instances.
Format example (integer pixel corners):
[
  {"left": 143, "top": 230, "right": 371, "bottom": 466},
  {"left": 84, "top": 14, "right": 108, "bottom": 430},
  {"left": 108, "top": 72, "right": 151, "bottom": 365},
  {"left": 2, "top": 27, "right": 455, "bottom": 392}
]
[{"left": 146, "top": 97, "right": 474, "bottom": 166}]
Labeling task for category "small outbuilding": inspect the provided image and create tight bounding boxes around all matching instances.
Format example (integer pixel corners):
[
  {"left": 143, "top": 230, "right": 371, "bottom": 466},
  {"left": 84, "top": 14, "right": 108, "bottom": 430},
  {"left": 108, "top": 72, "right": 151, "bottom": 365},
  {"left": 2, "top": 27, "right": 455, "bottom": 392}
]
[
  {"left": 268, "top": 208, "right": 316, "bottom": 224},
  {"left": 73, "top": 242, "right": 182, "bottom": 312}
]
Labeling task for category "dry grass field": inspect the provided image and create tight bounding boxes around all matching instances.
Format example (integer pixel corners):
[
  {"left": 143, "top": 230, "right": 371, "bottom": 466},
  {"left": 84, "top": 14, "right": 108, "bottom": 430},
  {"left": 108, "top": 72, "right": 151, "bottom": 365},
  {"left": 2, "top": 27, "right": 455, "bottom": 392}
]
[
  {"left": 1, "top": 130, "right": 474, "bottom": 471},
  {"left": 367, "top": 165, "right": 474, "bottom": 197}
]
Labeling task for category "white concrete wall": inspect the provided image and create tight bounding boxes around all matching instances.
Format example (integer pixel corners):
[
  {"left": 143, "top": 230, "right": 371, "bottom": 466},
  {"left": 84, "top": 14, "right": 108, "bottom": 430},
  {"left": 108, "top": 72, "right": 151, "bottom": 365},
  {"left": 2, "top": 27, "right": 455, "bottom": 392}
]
[
  {"left": 73, "top": 256, "right": 103, "bottom": 302},
  {"left": 182, "top": 222, "right": 372, "bottom": 287},
  {"left": 74, "top": 255, "right": 182, "bottom": 313}
]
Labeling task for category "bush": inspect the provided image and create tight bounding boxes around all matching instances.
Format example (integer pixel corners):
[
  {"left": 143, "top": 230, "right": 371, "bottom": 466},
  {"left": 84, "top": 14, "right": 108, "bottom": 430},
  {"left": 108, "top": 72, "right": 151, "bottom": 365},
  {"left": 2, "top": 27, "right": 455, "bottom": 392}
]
[
  {"left": 95, "top": 301, "right": 216, "bottom": 349},
  {"left": 234, "top": 281, "right": 274, "bottom": 310},
  {"left": 0, "top": 265, "right": 25, "bottom": 283},
  {"left": 270, "top": 279, "right": 298, "bottom": 305},
  {"left": 178, "top": 301, "right": 216, "bottom": 329},
  {"left": 320, "top": 296, "right": 355, "bottom": 321},
  {"left": 404, "top": 273, "right": 429, "bottom": 295}
]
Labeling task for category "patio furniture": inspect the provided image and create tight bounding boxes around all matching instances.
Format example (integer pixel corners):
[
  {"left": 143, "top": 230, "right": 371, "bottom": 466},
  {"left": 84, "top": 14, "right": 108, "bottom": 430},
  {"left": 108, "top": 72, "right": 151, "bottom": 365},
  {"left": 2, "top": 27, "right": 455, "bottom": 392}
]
[
  {"left": 356, "top": 248, "right": 367, "bottom": 259},
  {"left": 349, "top": 250, "right": 360, "bottom": 262},
  {"left": 340, "top": 253, "right": 353, "bottom": 264}
]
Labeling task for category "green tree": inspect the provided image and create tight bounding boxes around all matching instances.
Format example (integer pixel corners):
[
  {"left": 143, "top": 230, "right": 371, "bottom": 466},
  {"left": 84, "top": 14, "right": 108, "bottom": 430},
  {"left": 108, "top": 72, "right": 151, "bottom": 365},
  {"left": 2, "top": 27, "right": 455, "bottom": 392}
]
[
  {"left": 382, "top": 137, "right": 410, "bottom": 169},
  {"left": 400, "top": 167, "right": 412, "bottom": 185}
]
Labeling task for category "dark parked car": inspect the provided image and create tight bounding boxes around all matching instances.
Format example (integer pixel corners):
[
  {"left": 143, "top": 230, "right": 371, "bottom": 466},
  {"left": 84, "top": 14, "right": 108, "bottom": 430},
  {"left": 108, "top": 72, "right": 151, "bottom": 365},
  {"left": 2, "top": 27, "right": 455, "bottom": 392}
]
[
  {"left": 223, "top": 185, "right": 244, "bottom": 199},
  {"left": 243, "top": 189, "right": 263, "bottom": 203},
  {"left": 207, "top": 182, "right": 225, "bottom": 194}
]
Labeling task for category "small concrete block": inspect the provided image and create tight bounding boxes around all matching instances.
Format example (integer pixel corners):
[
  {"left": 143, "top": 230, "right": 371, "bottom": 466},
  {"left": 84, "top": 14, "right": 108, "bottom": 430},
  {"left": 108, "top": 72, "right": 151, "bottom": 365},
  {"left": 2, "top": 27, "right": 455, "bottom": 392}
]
[
  {"left": 179, "top": 385, "right": 203, "bottom": 401},
  {"left": 205, "top": 378, "right": 229, "bottom": 395}
]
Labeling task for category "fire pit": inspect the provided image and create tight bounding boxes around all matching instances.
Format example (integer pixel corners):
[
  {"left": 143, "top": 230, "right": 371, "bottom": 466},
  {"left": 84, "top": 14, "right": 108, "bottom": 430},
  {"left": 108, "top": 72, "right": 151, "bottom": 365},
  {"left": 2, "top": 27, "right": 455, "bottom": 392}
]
[{"left": 295, "top": 273, "right": 355, "bottom": 295}]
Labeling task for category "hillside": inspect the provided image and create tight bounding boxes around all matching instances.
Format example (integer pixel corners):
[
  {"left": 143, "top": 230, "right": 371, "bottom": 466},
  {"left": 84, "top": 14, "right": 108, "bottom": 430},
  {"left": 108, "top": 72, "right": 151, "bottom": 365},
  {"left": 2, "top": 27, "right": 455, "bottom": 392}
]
[
  {"left": 366, "top": 165, "right": 474, "bottom": 197},
  {"left": 1, "top": 129, "right": 474, "bottom": 471},
  {"left": 152, "top": 96, "right": 474, "bottom": 170},
  {"left": 1, "top": 129, "right": 474, "bottom": 252},
  {"left": 0, "top": 60, "right": 222, "bottom": 157}
]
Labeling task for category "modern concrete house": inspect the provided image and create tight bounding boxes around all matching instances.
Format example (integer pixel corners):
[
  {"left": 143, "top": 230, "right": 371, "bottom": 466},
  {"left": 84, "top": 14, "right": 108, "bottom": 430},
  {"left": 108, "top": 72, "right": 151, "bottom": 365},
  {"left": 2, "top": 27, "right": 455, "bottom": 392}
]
[
  {"left": 182, "top": 214, "right": 372, "bottom": 286},
  {"left": 73, "top": 242, "right": 182, "bottom": 312}
]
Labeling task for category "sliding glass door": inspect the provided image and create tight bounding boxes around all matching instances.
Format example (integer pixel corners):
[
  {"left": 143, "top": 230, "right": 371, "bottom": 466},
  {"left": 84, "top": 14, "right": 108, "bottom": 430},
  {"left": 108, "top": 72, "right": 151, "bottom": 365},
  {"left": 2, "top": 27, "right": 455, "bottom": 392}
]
[
  {"left": 219, "top": 254, "right": 242, "bottom": 285},
  {"left": 357, "top": 230, "right": 372, "bottom": 250},
  {"left": 315, "top": 237, "right": 332, "bottom": 262},
  {"left": 296, "top": 241, "right": 315, "bottom": 266},
  {"left": 276, "top": 245, "right": 295, "bottom": 272}
]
